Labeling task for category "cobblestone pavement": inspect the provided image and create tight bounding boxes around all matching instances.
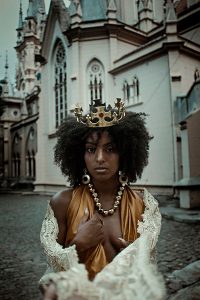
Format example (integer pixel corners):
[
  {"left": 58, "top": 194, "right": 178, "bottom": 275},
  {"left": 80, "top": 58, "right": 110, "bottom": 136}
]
[
  {"left": 156, "top": 218, "right": 200, "bottom": 296},
  {"left": 0, "top": 193, "right": 200, "bottom": 300},
  {"left": 0, "top": 193, "right": 48, "bottom": 300}
]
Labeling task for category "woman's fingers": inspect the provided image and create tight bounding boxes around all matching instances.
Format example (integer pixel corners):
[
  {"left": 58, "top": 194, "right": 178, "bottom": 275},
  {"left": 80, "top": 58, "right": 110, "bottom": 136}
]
[
  {"left": 43, "top": 283, "right": 57, "bottom": 300},
  {"left": 92, "top": 213, "right": 104, "bottom": 225},
  {"left": 118, "top": 237, "right": 128, "bottom": 247},
  {"left": 117, "top": 237, "right": 133, "bottom": 251},
  {"left": 79, "top": 208, "right": 90, "bottom": 225}
]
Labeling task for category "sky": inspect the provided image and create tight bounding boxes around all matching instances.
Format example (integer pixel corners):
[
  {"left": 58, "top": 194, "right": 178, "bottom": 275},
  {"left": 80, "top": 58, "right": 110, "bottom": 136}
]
[{"left": 0, "top": 0, "right": 54, "bottom": 84}]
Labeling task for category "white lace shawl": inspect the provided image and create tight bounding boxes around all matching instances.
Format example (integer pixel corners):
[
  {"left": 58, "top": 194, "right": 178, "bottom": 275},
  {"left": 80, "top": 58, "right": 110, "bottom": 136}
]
[{"left": 40, "top": 188, "right": 166, "bottom": 300}]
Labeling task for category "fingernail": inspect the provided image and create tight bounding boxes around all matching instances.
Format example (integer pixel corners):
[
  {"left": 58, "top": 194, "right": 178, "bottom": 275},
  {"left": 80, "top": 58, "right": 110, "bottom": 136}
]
[
  {"left": 84, "top": 207, "right": 89, "bottom": 214},
  {"left": 118, "top": 237, "right": 126, "bottom": 242}
]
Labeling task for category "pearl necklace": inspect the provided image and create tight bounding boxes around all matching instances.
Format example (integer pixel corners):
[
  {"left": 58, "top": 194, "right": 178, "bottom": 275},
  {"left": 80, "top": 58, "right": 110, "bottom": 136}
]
[{"left": 87, "top": 182, "right": 127, "bottom": 216}]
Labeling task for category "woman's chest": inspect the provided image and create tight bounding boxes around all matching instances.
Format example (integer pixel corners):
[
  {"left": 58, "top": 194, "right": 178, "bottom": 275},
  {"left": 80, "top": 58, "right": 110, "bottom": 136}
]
[{"left": 99, "top": 212, "right": 123, "bottom": 262}]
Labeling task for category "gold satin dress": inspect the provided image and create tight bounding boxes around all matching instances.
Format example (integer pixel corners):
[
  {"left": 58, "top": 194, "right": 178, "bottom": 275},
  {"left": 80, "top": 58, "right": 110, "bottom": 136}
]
[{"left": 65, "top": 184, "right": 144, "bottom": 279}]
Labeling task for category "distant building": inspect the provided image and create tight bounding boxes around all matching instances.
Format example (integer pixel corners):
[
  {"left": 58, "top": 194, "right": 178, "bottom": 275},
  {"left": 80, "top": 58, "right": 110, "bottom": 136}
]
[
  {"left": 0, "top": 0, "right": 46, "bottom": 189},
  {"left": 0, "top": 0, "right": 200, "bottom": 207}
]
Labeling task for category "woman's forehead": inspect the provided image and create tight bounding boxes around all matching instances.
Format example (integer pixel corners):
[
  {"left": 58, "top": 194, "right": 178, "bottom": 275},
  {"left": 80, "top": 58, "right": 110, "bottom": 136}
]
[{"left": 85, "top": 130, "right": 112, "bottom": 143}]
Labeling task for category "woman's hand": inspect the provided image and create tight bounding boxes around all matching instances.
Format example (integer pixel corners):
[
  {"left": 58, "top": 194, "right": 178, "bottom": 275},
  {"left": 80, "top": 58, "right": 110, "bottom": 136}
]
[
  {"left": 114, "top": 237, "right": 133, "bottom": 253},
  {"left": 43, "top": 283, "right": 57, "bottom": 300},
  {"left": 70, "top": 209, "right": 104, "bottom": 255}
]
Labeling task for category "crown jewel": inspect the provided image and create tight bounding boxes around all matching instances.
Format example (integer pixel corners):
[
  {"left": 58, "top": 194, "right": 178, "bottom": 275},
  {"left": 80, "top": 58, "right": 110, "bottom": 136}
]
[{"left": 74, "top": 99, "right": 126, "bottom": 127}]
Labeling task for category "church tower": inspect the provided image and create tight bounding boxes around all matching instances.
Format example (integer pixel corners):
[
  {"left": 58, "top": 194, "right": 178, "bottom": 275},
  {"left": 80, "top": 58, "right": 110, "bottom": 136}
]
[
  {"left": 15, "top": 0, "right": 46, "bottom": 97},
  {"left": 0, "top": 52, "right": 10, "bottom": 97},
  {"left": 0, "top": 0, "right": 47, "bottom": 188}
]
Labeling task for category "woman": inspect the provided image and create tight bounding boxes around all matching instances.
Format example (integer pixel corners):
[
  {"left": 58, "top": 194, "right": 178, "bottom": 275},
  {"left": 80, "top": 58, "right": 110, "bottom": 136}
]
[{"left": 40, "top": 100, "right": 165, "bottom": 300}]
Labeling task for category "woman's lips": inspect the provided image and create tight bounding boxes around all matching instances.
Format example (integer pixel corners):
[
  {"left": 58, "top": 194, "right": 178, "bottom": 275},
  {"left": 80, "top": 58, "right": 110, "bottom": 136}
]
[{"left": 94, "top": 167, "right": 108, "bottom": 173}]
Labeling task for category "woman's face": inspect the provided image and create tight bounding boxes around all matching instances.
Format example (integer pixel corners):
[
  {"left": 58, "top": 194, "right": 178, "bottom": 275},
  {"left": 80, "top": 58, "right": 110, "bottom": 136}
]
[{"left": 84, "top": 131, "right": 119, "bottom": 183}]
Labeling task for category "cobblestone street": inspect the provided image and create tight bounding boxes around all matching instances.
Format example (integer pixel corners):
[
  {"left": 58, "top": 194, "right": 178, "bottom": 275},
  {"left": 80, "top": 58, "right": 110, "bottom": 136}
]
[
  {"left": 157, "top": 218, "right": 200, "bottom": 294},
  {"left": 0, "top": 193, "right": 200, "bottom": 300}
]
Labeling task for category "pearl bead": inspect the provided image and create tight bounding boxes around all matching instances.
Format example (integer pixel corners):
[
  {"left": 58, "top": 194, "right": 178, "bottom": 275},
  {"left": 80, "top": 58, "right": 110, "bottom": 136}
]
[{"left": 87, "top": 183, "right": 126, "bottom": 216}]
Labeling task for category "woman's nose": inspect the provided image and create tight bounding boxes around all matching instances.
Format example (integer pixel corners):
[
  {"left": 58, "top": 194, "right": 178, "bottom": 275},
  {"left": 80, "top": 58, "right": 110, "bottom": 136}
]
[{"left": 95, "top": 149, "right": 105, "bottom": 163}]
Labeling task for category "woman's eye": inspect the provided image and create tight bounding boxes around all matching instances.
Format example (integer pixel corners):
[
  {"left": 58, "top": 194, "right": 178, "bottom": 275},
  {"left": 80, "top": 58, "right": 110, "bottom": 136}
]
[
  {"left": 106, "top": 147, "right": 114, "bottom": 152},
  {"left": 86, "top": 147, "right": 95, "bottom": 153}
]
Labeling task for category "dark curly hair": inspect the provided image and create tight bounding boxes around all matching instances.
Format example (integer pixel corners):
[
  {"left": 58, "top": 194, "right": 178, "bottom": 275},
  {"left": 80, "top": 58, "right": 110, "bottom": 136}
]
[{"left": 54, "top": 112, "right": 152, "bottom": 187}]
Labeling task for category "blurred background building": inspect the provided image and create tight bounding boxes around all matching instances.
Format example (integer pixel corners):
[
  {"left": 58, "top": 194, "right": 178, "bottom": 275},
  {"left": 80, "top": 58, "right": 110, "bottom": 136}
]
[{"left": 0, "top": 0, "right": 200, "bottom": 208}]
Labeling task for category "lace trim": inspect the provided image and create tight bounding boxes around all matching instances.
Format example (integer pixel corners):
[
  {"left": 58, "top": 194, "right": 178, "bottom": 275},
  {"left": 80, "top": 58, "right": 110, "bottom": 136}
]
[
  {"left": 40, "top": 202, "right": 79, "bottom": 277},
  {"left": 137, "top": 188, "right": 162, "bottom": 248}
]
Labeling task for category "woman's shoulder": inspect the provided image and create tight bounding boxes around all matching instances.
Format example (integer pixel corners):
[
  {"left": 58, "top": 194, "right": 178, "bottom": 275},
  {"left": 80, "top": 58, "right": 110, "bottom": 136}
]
[
  {"left": 50, "top": 188, "right": 74, "bottom": 216},
  {"left": 130, "top": 186, "right": 160, "bottom": 210},
  {"left": 129, "top": 186, "right": 144, "bottom": 200}
]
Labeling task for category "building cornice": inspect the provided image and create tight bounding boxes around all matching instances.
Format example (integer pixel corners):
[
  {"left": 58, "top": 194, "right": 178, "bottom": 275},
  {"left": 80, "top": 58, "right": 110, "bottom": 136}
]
[
  {"left": 10, "top": 113, "right": 39, "bottom": 131},
  {"left": 2, "top": 98, "right": 22, "bottom": 104},
  {"left": 109, "top": 37, "right": 200, "bottom": 74},
  {"left": 65, "top": 22, "right": 147, "bottom": 46},
  {"left": 15, "top": 35, "right": 41, "bottom": 52}
]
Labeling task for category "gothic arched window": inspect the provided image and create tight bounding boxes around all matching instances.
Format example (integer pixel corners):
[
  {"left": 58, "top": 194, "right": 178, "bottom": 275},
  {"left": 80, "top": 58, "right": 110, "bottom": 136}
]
[
  {"left": 54, "top": 41, "right": 67, "bottom": 128},
  {"left": 87, "top": 59, "right": 105, "bottom": 104},
  {"left": 32, "top": 150, "right": 36, "bottom": 178},
  {"left": 26, "top": 150, "right": 35, "bottom": 178},
  {"left": 12, "top": 152, "right": 21, "bottom": 177},
  {"left": 12, "top": 134, "right": 21, "bottom": 177},
  {"left": 28, "top": 21, "right": 32, "bottom": 31},
  {"left": 26, "top": 127, "right": 36, "bottom": 178},
  {"left": 132, "top": 76, "right": 140, "bottom": 103},
  {"left": 123, "top": 80, "right": 130, "bottom": 104}
]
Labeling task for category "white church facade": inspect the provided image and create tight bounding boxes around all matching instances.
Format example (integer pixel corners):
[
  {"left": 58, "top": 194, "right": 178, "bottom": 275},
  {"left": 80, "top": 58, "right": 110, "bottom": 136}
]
[{"left": 0, "top": 0, "right": 200, "bottom": 208}]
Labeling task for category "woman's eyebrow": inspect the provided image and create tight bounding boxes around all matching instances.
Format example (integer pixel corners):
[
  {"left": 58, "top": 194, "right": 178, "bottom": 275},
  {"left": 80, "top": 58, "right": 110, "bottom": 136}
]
[
  {"left": 85, "top": 142, "right": 114, "bottom": 147},
  {"left": 85, "top": 141, "right": 97, "bottom": 145}
]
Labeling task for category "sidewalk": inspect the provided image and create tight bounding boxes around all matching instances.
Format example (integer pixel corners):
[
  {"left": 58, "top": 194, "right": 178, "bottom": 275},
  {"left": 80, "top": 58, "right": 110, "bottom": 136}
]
[
  {"left": 166, "top": 260, "right": 200, "bottom": 300},
  {"left": 160, "top": 206, "right": 200, "bottom": 224},
  {"left": 157, "top": 198, "right": 200, "bottom": 299}
]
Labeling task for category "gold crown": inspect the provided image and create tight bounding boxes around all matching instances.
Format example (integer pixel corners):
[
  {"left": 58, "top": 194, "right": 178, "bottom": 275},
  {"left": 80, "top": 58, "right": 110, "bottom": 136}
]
[{"left": 73, "top": 99, "right": 126, "bottom": 127}]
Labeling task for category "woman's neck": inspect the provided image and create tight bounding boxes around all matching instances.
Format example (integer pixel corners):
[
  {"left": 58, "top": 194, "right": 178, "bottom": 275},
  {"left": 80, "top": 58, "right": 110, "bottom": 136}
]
[{"left": 91, "top": 177, "right": 119, "bottom": 198}]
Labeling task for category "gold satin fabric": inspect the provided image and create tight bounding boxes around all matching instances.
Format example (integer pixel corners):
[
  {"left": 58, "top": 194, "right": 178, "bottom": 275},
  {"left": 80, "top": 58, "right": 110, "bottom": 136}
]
[{"left": 65, "top": 184, "right": 144, "bottom": 279}]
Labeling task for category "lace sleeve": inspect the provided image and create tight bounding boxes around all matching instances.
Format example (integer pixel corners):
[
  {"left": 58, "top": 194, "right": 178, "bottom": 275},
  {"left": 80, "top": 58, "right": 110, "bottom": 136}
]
[
  {"left": 40, "top": 202, "right": 79, "bottom": 275},
  {"left": 137, "top": 188, "right": 162, "bottom": 250}
]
